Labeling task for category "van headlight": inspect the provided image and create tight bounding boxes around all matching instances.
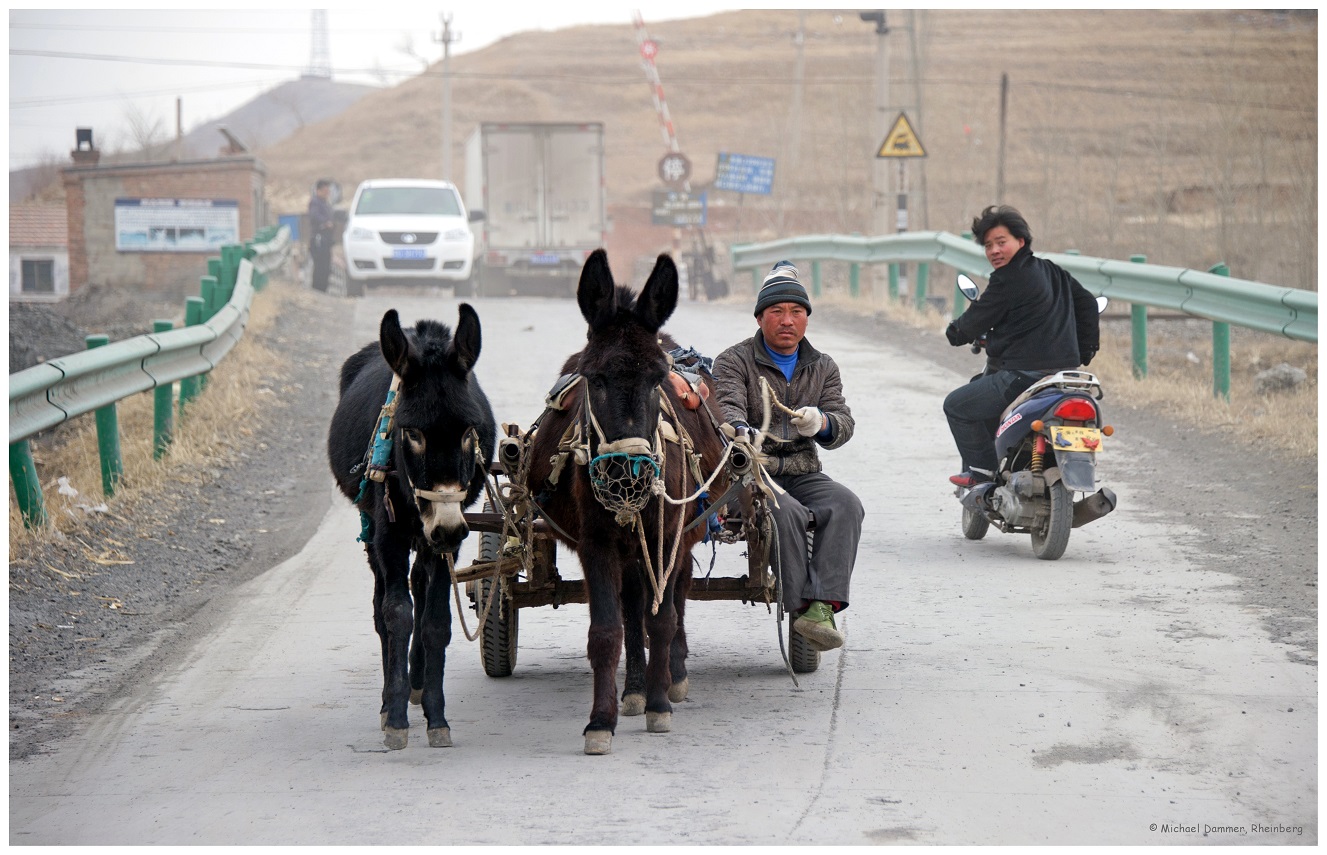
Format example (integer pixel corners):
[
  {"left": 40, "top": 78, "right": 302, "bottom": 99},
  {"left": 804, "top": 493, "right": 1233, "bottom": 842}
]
[
  {"left": 443, "top": 228, "right": 471, "bottom": 241},
  {"left": 348, "top": 226, "right": 375, "bottom": 241}
]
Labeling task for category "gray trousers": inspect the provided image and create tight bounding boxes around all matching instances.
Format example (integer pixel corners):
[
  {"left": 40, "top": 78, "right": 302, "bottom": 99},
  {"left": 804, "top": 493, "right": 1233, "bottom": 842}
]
[{"left": 769, "top": 472, "right": 864, "bottom": 613}]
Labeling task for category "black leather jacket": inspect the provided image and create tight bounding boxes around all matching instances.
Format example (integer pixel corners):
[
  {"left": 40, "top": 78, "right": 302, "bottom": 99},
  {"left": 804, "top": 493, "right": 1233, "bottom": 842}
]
[{"left": 949, "top": 246, "right": 1100, "bottom": 370}]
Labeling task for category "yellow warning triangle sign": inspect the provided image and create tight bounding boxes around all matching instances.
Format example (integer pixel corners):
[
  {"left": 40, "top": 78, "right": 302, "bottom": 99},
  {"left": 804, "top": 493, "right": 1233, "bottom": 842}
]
[{"left": 877, "top": 112, "right": 926, "bottom": 158}]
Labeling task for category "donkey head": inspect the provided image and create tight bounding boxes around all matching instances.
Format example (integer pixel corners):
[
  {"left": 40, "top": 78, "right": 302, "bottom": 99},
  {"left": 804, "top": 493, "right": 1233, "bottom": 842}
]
[
  {"left": 380, "top": 303, "right": 492, "bottom": 553},
  {"left": 575, "top": 250, "right": 678, "bottom": 454}
]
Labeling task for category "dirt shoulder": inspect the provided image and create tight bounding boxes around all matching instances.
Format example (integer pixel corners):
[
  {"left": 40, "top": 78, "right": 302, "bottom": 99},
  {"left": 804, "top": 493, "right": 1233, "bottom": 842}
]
[{"left": 9, "top": 281, "right": 352, "bottom": 761}]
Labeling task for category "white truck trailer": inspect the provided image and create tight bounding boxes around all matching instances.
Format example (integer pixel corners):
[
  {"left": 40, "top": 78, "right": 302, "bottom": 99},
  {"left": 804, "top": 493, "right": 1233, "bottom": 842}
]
[{"left": 462, "top": 122, "right": 607, "bottom": 297}]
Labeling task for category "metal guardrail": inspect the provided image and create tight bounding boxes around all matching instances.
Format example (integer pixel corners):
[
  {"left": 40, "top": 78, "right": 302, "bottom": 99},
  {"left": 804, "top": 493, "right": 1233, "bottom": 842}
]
[
  {"left": 730, "top": 231, "right": 1317, "bottom": 343},
  {"left": 9, "top": 226, "right": 292, "bottom": 526}
]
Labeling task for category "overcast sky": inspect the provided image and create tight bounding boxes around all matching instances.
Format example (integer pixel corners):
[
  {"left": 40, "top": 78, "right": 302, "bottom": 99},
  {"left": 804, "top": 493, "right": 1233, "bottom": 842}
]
[{"left": 8, "top": 4, "right": 754, "bottom": 172}]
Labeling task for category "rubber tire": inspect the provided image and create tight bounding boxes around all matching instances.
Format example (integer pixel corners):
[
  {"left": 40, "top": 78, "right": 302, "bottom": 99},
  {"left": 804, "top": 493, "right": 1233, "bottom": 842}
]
[
  {"left": 788, "top": 621, "right": 821, "bottom": 674},
  {"left": 1031, "top": 481, "right": 1073, "bottom": 560},
  {"left": 961, "top": 504, "right": 990, "bottom": 540},
  {"left": 476, "top": 522, "right": 518, "bottom": 677}
]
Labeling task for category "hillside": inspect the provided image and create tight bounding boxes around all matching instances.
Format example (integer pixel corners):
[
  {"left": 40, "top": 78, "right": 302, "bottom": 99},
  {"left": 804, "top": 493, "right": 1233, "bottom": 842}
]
[{"left": 257, "top": 9, "right": 1316, "bottom": 290}]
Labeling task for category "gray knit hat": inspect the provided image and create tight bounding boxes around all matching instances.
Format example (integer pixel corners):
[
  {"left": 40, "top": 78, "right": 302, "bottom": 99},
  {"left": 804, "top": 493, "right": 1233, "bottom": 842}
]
[{"left": 754, "top": 260, "right": 811, "bottom": 317}]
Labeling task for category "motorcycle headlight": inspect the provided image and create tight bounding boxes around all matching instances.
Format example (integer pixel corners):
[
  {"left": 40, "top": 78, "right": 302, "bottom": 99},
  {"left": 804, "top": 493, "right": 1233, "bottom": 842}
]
[
  {"left": 348, "top": 227, "right": 375, "bottom": 241},
  {"left": 443, "top": 228, "right": 470, "bottom": 241}
]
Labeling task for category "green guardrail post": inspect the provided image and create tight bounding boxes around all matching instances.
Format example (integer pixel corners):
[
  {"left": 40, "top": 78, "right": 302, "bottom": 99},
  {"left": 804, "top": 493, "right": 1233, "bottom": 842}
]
[
  {"left": 849, "top": 263, "right": 860, "bottom": 299},
  {"left": 180, "top": 296, "right": 205, "bottom": 412},
  {"left": 200, "top": 275, "right": 219, "bottom": 321},
  {"left": 1130, "top": 254, "right": 1148, "bottom": 378},
  {"left": 1209, "top": 262, "right": 1232, "bottom": 401},
  {"left": 810, "top": 260, "right": 822, "bottom": 298},
  {"left": 914, "top": 262, "right": 929, "bottom": 311},
  {"left": 152, "top": 319, "right": 175, "bottom": 458},
  {"left": 10, "top": 440, "right": 46, "bottom": 528},
  {"left": 221, "top": 244, "right": 242, "bottom": 301},
  {"left": 888, "top": 263, "right": 899, "bottom": 302},
  {"left": 85, "top": 334, "right": 123, "bottom": 497}
]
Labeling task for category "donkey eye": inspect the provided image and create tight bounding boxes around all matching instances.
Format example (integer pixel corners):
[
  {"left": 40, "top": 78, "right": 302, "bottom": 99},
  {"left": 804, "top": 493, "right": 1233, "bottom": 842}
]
[{"left": 402, "top": 428, "right": 425, "bottom": 451}]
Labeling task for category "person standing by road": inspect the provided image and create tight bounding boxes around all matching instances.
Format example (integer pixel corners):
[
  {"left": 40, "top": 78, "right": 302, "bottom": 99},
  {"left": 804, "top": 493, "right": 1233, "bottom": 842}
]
[
  {"left": 943, "top": 205, "right": 1101, "bottom": 487},
  {"left": 307, "top": 179, "right": 335, "bottom": 293},
  {"left": 712, "top": 261, "right": 864, "bottom": 651}
]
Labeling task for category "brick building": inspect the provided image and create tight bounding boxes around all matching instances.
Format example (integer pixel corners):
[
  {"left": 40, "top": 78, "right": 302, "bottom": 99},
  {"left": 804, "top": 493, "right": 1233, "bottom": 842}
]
[{"left": 61, "top": 140, "right": 268, "bottom": 297}]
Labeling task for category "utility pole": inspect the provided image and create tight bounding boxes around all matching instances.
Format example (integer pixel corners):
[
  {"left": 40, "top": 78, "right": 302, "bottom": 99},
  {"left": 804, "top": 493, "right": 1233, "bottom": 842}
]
[
  {"left": 433, "top": 14, "right": 458, "bottom": 181},
  {"left": 861, "top": 11, "right": 889, "bottom": 296},
  {"left": 996, "top": 72, "right": 1008, "bottom": 203}
]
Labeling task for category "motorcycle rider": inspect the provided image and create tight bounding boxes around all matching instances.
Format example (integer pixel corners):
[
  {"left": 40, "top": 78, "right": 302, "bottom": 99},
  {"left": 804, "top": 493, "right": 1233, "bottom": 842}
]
[
  {"left": 712, "top": 261, "right": 863, "bottom": 652},
  {"left": 943, "top": 205, "right": 1100, "bottom": 487}
]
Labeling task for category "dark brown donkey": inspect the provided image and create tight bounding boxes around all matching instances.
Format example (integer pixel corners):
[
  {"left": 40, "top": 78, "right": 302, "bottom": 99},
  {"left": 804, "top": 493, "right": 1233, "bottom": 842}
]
[{"left": 528, "top": 250, "right": 730, "bottom": 755}]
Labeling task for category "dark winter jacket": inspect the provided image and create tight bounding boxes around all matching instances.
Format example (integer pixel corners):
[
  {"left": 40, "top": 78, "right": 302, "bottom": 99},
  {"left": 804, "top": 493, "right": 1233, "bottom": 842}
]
[
  {"left": 712, "top": 331, "right": 854, "bottom": 477},
  {"left": 948, "top": 245, "right": 1100, "bottom": 370}
]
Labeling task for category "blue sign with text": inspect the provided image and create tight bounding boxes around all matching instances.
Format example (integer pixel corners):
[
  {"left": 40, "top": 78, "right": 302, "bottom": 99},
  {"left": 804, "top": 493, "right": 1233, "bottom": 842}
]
[{"left": 713, "top": 152, "right": 775, "bottom": 195}]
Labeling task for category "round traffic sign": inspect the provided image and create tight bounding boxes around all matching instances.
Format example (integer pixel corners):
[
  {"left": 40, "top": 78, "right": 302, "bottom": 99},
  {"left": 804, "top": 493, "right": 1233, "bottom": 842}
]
[{"left": 658, "top": 152, "right": 691, "bottom": 185}]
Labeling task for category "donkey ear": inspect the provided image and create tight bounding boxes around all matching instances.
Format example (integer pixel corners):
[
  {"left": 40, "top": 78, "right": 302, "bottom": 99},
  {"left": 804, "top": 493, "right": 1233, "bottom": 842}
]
[
  {"left": 379, "top": 309, "right": 414, "bottom": 380},
  {"left": 450, "top": 302, "right": 482, "bottom": 375},
  {"left": 635, "top": 253, "right": 678, "bottom": 332},
  {"left": 576, "top": 248, "right": 615, "bottom": 328}
]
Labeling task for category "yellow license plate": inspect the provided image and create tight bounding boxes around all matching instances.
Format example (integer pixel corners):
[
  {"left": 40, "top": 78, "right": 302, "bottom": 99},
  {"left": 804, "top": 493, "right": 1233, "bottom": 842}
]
[{"left": 1050, "top": 425, "right": 1102, "bottom": 452}]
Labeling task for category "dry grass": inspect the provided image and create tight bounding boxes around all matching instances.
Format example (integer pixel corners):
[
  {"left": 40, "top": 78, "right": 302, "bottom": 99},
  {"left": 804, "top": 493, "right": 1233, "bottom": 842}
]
[
  {"left": 838, "top": 282, "right": 1317, "bottom": 460},
  {"left": 8, "top": 281, "right": 302, "bottom": 555}
]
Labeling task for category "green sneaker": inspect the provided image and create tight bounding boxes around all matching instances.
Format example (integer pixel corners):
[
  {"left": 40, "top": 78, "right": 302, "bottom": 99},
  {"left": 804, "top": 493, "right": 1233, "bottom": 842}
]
[{"left": 793, "top": 600, "right": 844, "bottom": 651}]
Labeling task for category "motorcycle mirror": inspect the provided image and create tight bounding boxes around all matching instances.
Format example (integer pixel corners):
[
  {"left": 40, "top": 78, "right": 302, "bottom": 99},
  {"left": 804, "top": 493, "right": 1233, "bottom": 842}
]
[
  {"left": 1096, "top": 296, "right": 1109, "bottom": 313},
  {"left": 956, "top": 273, "right": 980, "bottom": 301}
]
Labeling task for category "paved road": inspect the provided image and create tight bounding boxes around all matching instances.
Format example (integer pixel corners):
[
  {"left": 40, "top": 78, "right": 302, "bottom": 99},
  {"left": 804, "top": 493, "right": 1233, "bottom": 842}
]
[{"left": 10, "top": 291, "right": 1315, "bottom": 845}]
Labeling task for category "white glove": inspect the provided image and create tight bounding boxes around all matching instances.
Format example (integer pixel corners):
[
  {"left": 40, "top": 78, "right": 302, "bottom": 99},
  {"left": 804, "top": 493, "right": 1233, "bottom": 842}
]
[{"left": 790, "top": 406, "right": 825, "bottom": 437}]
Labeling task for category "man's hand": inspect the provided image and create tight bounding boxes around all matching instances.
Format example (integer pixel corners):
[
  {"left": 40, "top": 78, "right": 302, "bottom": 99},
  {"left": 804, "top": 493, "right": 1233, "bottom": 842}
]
[
  {"left": 1079, "top": 347, "right": 1097, "bottom": 366},
  {"left": 945, "top": 321, "right": 968, "bottom": 347},
  {"left": 790, "top": 406, "right": 825, "bottom": 437}
]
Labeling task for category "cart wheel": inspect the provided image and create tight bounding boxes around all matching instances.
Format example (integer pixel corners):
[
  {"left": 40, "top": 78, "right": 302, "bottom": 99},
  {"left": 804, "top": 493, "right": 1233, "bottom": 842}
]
[
  {"left": 788, "top": 621, "right": 821, "bottom": 674},
  {"left": 475, "top": 517, "right": 518, "bottom": 677}
]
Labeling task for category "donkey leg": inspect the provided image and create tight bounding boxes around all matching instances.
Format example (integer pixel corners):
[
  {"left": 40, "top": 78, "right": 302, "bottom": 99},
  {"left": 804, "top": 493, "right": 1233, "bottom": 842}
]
[
  {"left": 417, "top": 552, "right": 454, "bottom": 747},
  {"left": 642, "top": 584, "right": 678, "bottom": 733},
  {"left": 582, "top": 550, "right": 624, "bottom": 755},
  {"left": 408, "top": 552, "right": 427, "bottom": 705},
  {"left": 619, "top": 565, "right": 647, "bottom": 717},
  {"left": 668, "top": 556, "right": 693, "bottom": 704},
  {"left": 375, "top": 537, "right": 414, "bottom": 749}
]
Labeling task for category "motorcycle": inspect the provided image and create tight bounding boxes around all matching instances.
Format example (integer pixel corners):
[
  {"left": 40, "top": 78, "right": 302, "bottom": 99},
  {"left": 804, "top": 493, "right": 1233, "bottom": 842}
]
[{"left": 952, "top": 273, "right": 1118, "bottom": 560}]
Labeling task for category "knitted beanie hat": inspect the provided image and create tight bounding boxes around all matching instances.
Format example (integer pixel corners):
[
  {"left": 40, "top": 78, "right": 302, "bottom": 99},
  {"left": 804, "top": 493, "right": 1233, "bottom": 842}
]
[{"left": 754, "top": 260, "right": 811, "bottom": 317}]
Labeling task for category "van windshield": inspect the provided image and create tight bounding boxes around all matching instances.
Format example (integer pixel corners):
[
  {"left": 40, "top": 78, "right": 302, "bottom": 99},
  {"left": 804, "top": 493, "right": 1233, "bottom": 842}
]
[{"left": 354, "top": 187, "right": 462, "bottom": 216}]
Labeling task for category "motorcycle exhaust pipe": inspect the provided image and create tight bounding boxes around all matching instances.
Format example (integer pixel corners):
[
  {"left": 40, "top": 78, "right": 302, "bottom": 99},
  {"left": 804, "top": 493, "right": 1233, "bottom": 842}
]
[
  {"left": 1072, "top": 487, "right": 1117, "bottom": 528},
  {"left": 960, "top": 482, "right": 996, "bottom": 513}
]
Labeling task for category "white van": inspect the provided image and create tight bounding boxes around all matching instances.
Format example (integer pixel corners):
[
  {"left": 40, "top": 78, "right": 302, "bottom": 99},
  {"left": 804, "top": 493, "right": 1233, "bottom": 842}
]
[{"left": 341, "top": 179, "right": 482, "bottom": 295}]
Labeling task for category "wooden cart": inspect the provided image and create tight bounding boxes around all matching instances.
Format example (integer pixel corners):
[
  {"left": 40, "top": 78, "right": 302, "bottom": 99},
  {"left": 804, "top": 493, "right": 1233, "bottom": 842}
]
[{"left": 453, "top": 459, "right": 823, "bottom": 679}]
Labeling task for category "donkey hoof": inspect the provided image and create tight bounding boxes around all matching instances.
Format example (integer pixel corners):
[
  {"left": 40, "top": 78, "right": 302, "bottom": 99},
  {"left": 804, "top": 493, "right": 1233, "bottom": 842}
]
[
  {"left": 427, "top": 727, "right": 453, "bottom": 748},
  {"left": 621, "top": 693, "right": 646, "bottom": 716},
  {"left": 383, "top": 727, "right": 409, "bottom": 750},
  {"left": 646, "top": 711, "right": 672, "bottom": 733},
  {"left": 410, "top": 688, "right": 422, "bottom": 705},
  {"left": 584, "top": 730, "right": 613, "bottom": 755},
  {"left": 667, "top": 677, "right": 689, "bottom": 703}
]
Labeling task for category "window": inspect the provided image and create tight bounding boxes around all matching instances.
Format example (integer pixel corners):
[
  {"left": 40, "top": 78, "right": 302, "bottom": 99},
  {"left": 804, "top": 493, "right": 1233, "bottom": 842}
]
[
  {"left": 21, "top": 259, "right": 54, "bottom": 294},
  {"left": 354, "top": 187, "right": 462, "bottom": 216}
]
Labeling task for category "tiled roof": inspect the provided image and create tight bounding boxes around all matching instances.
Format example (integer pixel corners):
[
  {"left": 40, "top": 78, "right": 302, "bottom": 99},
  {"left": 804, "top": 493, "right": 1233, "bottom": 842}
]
[{"left": 10, "top": 204, "right": 68, "bottom": 248}]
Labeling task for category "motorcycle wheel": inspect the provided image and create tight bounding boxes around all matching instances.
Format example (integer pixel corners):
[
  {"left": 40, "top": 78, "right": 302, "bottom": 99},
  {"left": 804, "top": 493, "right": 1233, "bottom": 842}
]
[
  {"left": 961, "top": 504, "right": 989, "bottom": 540},
  {"left": 1031, "top": 481, "right": 1073, "bottom": 560}
]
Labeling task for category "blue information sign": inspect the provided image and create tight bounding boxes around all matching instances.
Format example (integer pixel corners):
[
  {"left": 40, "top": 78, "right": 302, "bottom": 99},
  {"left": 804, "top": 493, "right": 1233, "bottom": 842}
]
[{"left": 713, "top": 152, "right": 775, "bottom": 195}]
